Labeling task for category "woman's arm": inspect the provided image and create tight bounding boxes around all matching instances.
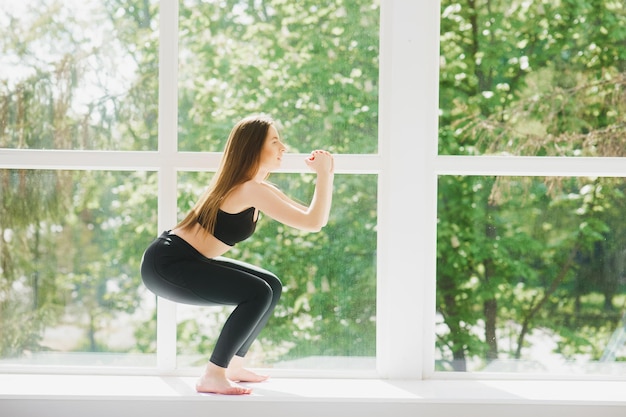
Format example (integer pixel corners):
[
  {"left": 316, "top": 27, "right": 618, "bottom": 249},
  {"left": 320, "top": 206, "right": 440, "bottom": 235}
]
[
  {"left": 245, "top": 150, "right": 334, "bottom": 232},
  {"left": 263, "top": 182, "right": 309, "bottom": 211},
  {"left": 303, "top": 150, "right": 334, "bottom": 227}
]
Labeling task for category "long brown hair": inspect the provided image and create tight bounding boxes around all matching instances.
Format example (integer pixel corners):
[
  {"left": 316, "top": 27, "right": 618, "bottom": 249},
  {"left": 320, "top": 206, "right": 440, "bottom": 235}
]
[{"left": 175, "top": 114, "right": 274, "bottom": 235}]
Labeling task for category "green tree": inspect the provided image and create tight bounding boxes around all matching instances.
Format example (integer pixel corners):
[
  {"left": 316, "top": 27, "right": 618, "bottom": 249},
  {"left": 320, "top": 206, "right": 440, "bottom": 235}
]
[
  {"left": 171, "top": 0, "right": 380, "bottom": 363},
  {"left": 2, "top": 0, "right": 379, "bottom": 366},
  {"left": 1, "top": 0, "right": 159, "bottom": 356},
  {"left": 438, "top": 0, "right": 626, "bottom": 370},
  {"left": 177, "top": 0, "right": 379, "bottom": 154}
]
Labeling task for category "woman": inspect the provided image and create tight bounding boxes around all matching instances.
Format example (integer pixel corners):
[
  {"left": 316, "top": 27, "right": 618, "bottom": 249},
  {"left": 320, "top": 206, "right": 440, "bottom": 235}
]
[{"left": 140, "top": 115, "right": 334, "bottom": 395}]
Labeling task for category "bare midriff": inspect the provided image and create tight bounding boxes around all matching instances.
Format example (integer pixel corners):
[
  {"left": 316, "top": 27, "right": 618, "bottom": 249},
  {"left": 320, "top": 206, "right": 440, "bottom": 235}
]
[{"left": 170, "top": 223, "right": 232, "bottom": 259}]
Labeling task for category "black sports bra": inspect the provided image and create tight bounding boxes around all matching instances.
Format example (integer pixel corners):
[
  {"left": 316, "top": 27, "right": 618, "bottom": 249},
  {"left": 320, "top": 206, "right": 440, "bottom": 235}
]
[{"left": 201, "top": 207, "right": 258, "bottom": 246}]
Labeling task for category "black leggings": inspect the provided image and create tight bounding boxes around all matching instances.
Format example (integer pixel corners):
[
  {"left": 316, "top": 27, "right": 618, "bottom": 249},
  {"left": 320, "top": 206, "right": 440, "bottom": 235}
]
[{"left": 140, "top": 231, "right": 282, "bottom": 368}]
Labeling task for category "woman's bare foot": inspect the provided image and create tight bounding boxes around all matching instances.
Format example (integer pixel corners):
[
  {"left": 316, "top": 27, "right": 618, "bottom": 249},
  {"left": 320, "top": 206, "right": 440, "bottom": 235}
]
[
  {"left": 226, "top": 367, "right": 269, "bottom": 383},
  {"left": 226, "top": 355, "right": 269, "bottom": 383},
  {"left": 195, "top": 362, "right": 252, "bottom": 395}
]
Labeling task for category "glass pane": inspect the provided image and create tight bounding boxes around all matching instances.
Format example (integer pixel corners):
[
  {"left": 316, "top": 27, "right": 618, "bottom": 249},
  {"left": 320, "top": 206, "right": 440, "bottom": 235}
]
[
  {"left": 0, "top": 0, "right": 159, "bottom": 150},
  {"left": 437, "top": 175, "right": 626, "bottom": 375},
  {"left": 0, "top": 169, "right": 158, "bottom": 367},
  {"left": 178, "top": 0, "right": 380, "bottom": 154},
  {"left": 175, "top": 172, "right": 377, "bottom": 371},
  {"left": 439, "top": 1, "right": 626, "bottom": 157}
]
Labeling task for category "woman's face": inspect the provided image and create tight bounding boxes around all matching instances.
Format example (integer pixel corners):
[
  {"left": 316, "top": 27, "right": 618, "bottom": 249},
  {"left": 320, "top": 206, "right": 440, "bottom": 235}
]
[{"left": 259, "top": 124, "right": 286, "bottom": 172}]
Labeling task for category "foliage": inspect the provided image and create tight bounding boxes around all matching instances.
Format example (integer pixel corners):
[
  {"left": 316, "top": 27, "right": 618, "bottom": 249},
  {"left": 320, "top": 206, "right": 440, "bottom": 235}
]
[
  {"left": 2, "top": 0, "right": 625, "bottom": 374},
  {"left": 177, "top": 0, "right": 379, "bottom": 154},
  {"left": 0, "top": 0, "right": 378, "bottom": 366},
  {"left": 174, "top": 173, "right": 377, "bottom": 362},
  {"left": 438, "top": 0, "right": 626, "bottom": 371}
]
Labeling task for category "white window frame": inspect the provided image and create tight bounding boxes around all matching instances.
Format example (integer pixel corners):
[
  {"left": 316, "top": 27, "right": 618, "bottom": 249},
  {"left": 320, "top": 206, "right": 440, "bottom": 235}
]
[
  {"left": 153, "top": 0, "right": 438, "bottom": 378},
  {"left": 0, "top": 0, "right": 441, "bottom": 379},
  {"left": 0, "top": 0, "right": 431, "bottom": 378},
  {"left": 3, "top": 0, "right": 621, "bottom": 382}
]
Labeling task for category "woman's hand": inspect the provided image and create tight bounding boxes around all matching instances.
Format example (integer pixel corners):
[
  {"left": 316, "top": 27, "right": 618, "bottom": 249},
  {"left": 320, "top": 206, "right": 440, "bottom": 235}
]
[{"left": 305, "top": 150, "right": 334, "bottom": 174}]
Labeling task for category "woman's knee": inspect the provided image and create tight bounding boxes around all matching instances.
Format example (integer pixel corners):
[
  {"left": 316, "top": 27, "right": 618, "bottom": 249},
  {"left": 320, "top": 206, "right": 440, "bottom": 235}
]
[
  {"left": 264, "top": 273, "right": 282, "bottom": 302},
  {"left": 255, "top": 274, "right": 281, "bottom": 308}
]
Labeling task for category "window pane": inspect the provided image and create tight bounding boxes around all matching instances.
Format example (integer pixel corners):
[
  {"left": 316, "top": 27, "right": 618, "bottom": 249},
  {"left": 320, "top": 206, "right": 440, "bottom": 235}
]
[
  {"left": 439, "top": 1, "right": 626, "bottom": 157},
  {"left": 178, "top": 0, "right": 380, "bottom": 154},
  {"left": 0, "top": 169, "right": 158, "bottom": 367},
  {"left": 175, "top": 172, "right": 377, "bottom": 371},
  {"left": 437, "top": 175, "right": 626, "bottom": 374},
  {"left": 0, "top": 0, "right": 159, "bottom": 150}
]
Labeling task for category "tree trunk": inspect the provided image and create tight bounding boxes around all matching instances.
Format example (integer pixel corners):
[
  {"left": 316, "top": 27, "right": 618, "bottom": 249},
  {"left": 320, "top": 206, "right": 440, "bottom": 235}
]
[
  {"left": 515, "top": 245, "right": 578, "bottom": 358},
  {"left": 484, "top": 298, "right": 498, "bottom": 361}
]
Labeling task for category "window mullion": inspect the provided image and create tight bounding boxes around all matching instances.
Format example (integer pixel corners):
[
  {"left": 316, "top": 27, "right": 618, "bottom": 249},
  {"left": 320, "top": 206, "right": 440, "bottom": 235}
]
[
  {"left": 377, "top": 0, "right": 440, "bottom": 379},
  {"left": 156, "top": 0, "right": 179, "bottom": 372}
]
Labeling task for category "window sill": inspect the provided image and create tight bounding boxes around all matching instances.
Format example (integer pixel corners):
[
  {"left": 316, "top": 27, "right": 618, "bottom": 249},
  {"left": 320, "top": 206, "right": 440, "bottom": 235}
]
[{"left": 1, "top": 374, "right": 625, "bottom": 417}]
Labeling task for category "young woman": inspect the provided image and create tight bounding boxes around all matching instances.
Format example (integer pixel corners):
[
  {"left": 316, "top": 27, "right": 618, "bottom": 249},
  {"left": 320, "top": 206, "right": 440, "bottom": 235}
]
[{"left": 140, "top": 115, "right": 334, "bottom": 395}]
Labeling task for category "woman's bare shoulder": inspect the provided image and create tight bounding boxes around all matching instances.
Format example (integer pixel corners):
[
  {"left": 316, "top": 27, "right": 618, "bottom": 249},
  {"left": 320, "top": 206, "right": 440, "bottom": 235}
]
[
  {"left": 237, "top": 180, "right": 275, "bottom": 194},
  {"left": 221, "top": 181, "right": 268, "bottom": 211}
]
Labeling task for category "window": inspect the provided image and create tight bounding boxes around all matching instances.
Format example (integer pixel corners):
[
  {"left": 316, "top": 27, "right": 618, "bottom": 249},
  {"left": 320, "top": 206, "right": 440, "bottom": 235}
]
[
  {"left": 0, "top": 0, "right": 159, "bottom": 151},
  {"left": 10, "top": 0, "right": 620, "bottom": 384},
  {"left": 173, "top": 1, "right": 379, "bottom": 371},
  {"left": 436, "top": 0, "right": 626, "bottom": 376},
  {"left": 0, "top": 0, "right": 160, "bottom": 368},
  {"left": 0, "top": 0, "right": 383, "bottom": 375}
]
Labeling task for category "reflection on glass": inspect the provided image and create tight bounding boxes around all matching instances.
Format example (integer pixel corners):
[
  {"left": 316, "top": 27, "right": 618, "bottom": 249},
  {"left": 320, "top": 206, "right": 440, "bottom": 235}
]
[
  {"left": 0, "top": 169, "right": 158, "bottom": 366},
  {"left": 175, "top": 172, "right": 377, "bottom": 370},
  {"left": 439, "top": 1, "right": 626, "bottom": 157},
  {"left": 178, "top": 0, "right": 380, "bottom": 153},
  {"left": 437, "top": 175, "right": 626, "bottom": 374},
  {"left": 0, "top": 0, "right": 158, "bottom": 150}
]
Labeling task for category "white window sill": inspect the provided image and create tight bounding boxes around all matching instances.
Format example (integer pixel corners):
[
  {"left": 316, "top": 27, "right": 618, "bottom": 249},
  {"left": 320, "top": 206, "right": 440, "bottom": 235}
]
[{"left": 1, "top": 374, "right": 625, "bottom": 417}]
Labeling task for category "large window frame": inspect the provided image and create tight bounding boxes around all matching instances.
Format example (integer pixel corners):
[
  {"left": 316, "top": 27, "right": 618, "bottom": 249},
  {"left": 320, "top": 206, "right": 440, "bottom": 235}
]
[
  {"left": 0, "top": 0, "right": 431, "bottom": 378},
  {"left": 5, "top": 0, "right": 621, "bottom": 383}
]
